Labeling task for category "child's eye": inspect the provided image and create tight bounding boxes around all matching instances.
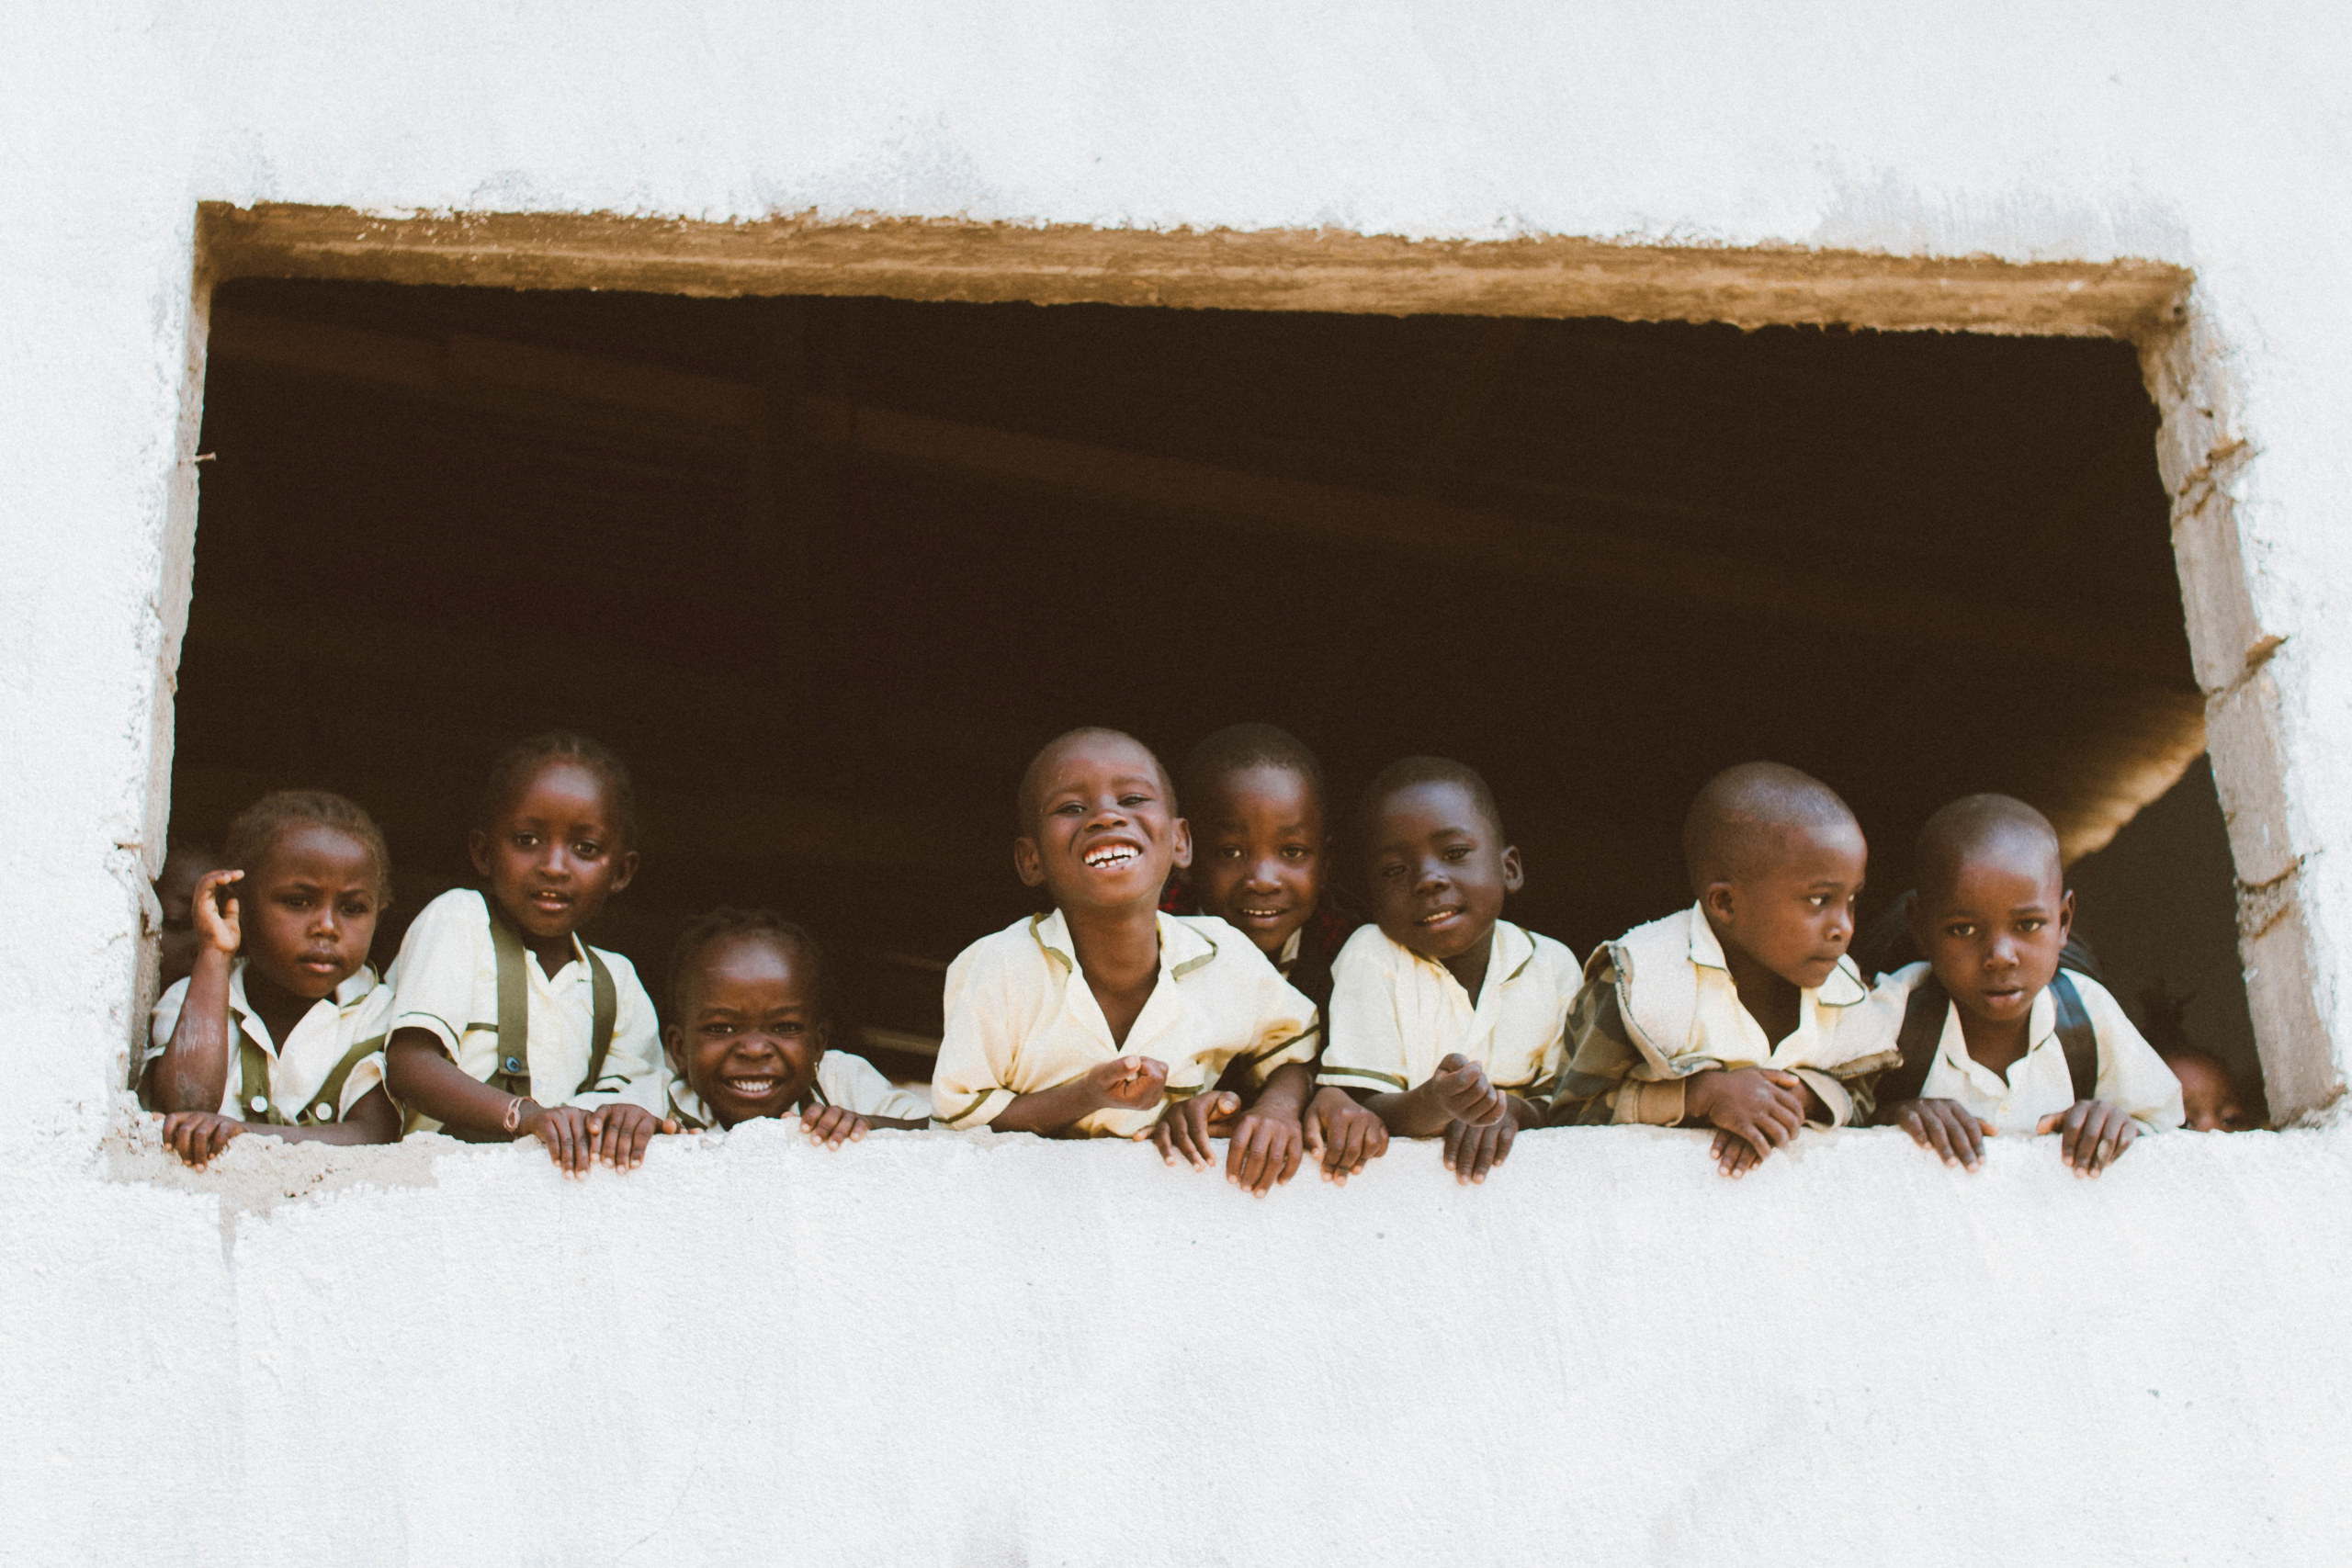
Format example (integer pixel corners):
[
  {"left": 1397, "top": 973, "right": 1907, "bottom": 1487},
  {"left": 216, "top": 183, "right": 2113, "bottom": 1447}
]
[
  {"left": 1217, "top": 845, "right": 1243, "bottom": 860},
  {"left": 1379, "top": 863, "right": 1406, "bottom": 880},
  {"left": 1946, "top": 923, "right": 1976, "bottom": 939},
  {"left": 513, "top": 833, "right": 538, "bottom": 849},
  {"left": 1282, "top": 845, "right": 1309, "bottom": 861},
  {"left": 573, "top": 840, "right": 602, "bottom": 858},
  {"left": 2017, "top": 919, "right": 2044, "bottom": 933},
  {"left": 702, "top": 1022, "right": 737, "bottom": 1037},
  {"left": 1119, "top": 794, "right": 1149, "bottom": 808},
  {"left": 1053, "top": 801, "right": 1084, "bottom": 817},
  {"left": 777, "top": 1021, "right": 803, "bottom": 1035},
  {"left": 1443, "top": 845, "right": 1469, "bottom": 862}
]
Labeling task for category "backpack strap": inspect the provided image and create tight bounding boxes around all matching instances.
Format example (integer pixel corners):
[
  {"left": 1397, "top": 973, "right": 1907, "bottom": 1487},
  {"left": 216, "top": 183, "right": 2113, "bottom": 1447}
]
[
  {"left": 2048, "top": 968, "right": 2099, "bottom": 1104},
  {"left": 485, "top": 901, "right": 534, "bottom": 1097},
  {"left": 579, "top": 947, "right": 616, "bottom": 1098},
  {"left": 1872, "top": 976, "right": 1951, "bottom": 1116}
]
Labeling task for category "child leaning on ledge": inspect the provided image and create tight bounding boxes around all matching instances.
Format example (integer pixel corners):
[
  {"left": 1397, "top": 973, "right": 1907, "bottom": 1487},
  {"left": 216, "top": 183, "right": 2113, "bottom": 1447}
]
[
  {"left": 1873, "top": 795, "right": 2182, "bottom": 1176},
  {"left": 144, "top": 792, "right": 402, "bottom": 1167},
  {"left": 928, "top": 728, "right": 1321, "bottom": 1195},
  {"left": 1549, "top": 762, "right": 1899, "bottom": 1178},
  {"left": 662, "top": 908, "right": 928, "bottom": 1142},
  {"left": 382, "top": 733, "right": 674, "bottom": 1178},
  {"left": 1316, "top": 758, "right": 1577, "bottom": 1186}
]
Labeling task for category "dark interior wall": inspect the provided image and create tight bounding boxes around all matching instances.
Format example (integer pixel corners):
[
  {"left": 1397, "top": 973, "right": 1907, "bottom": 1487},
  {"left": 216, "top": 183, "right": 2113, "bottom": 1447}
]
[{"left": 172, "top": 278, "right": 2225, "bottom": 1058}]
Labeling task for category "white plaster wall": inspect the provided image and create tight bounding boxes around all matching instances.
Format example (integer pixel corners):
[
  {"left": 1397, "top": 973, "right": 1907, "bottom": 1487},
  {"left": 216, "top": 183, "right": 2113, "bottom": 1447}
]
[{"left": 6, "top": 3, "right": 2352, "bottom": 1562}]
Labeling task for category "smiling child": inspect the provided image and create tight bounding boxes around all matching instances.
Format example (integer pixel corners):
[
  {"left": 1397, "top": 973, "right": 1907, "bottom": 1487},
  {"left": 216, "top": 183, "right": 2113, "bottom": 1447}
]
[
  {"left": 382, "top": 733, "right": 673, "bottom": 1177},
  {"left": 929, "top": 728, "right": 1320, "bottom": 1195},
  {"left": 1550, "top": 762, "right": 1900, "bottom": 1178},
  {"left": 1173, "top": 723, "right": 1385, "bottom": 1185},
  {"left": 663, "top": 908, "right": 928, "bottom": 1142},
  {"left": 144, "top": 792, "right": 401, "bottom": 1167},
  {"left": 1316, "top": 757, "right": 1578, "bottom": 1185},
  {"left": 1872, "top": 795, "right": 2182, "bottom": 1174}
]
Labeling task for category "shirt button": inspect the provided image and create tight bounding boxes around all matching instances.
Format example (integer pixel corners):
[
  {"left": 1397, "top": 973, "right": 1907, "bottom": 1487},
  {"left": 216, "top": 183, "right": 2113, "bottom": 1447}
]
[
  {"left": 314, "top": 1102, "right": 334, "bottom": 1122},
  {"left": 249, "top": 1095, "right": 268, "bottom": 1113}
]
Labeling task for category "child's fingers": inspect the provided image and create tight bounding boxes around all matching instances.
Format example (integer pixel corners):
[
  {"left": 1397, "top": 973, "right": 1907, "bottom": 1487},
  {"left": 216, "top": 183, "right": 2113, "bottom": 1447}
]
[
  {"left": 626, "top": 1113, "right": 657, "bottom": 1168},
  {"left": 1274, "top": 1125, "right": 1303, "bottom": 1188},
  {"left": 1300, "top": 1109, "right": 1327, "bottom": 1160}
]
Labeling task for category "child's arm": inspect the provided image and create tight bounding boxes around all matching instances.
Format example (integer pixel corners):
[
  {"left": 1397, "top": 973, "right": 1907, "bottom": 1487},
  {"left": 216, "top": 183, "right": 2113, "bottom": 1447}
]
[
  {"left": 386, "top": 1030, "right": 638, "bottom": 1179},
  {"left": 990, "top": 1055, "right": 1170, "bottom": 1136},
  {"left": 1363, "top": 1053, "right": 1508, "bottom": 1137},
  {"left": 158, "top": 1085, "right": 402, "bottom": 1168},
  {"left": 147, "top": 869, "right": 244, "bottom": 1113}
]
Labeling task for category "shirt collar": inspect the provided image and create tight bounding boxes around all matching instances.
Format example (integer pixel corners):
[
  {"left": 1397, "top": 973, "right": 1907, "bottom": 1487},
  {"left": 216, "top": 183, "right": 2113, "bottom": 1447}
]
[
  {"left": 1031, "top": 908, "right": 1217, "bottom": 979},
  {"left": 1685, "top": 903, "right": 1869, "bottom": 1008},
  {"left": 1277, "top": 928, "right": 1303, "bottom": 970}
]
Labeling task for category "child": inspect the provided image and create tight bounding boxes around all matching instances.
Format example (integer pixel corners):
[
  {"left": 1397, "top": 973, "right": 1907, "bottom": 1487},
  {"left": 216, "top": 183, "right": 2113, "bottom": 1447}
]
[
  {"left": 1317, "top": 757, "right": 1577, "bottom": 1186},
  {"left": 663, "top": 908, "right": 929, "bottom": 1141},
  {"left": 929, "top": 728, "right": 1320, "bottom": 1196},
  {"left": 1875, "top": 795, "right": 2184, "bottom": 1174},
  {"left": 143, "top": 793, "right": 401, "bottom": 1167},
  {"left": 2163, "top": 1048, "right": 2258, "bottom": 1133},
  {"left": 382, "top": 733, "right": 673, "bottom": 1177},
  {"left": 154, "top": 841, "right": 225, "bottom": 992},
  {"left": 1549, "top": 762, "right": 1897, "bottom": 1179},
  {"left": 1173, "top": 723, "right": 1385, "bottom": 1187}
]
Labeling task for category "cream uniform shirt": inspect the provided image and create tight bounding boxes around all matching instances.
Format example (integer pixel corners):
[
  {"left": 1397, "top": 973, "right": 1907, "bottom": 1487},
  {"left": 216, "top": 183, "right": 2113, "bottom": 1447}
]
[
  {"left": 148, "top": 962, "right": 393, "bottom": 1123},
  {"left": 1317, "top": 920, "right": 1575, "bottom": 1100},
  {"left": 666, "top": 1052, "right": 932, "bottom": 1130},
  {"left": 1879, "top": 962, "right": 2185, "bottom": 1135},
  {"left": 931, "top": 909, "right": 1319, "bottom": 1138},
  {"left": 386, "top": 887, "right": 666, "bottom": 1129}
]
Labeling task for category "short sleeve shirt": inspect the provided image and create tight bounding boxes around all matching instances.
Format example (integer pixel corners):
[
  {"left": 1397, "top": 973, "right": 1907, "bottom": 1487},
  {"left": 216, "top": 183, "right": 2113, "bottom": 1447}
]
[
  {"left": 1317, "top": 920, "right": 1575, "bottom": 1100},
  {"left": 149, "top": 962, "right": 393, "bottom": 1123},
  {"left": 385, "top": 887, "right": 665, "bottom": 1127},
  {"left": 930, "top": 910, "right": 1320, "bottom": 1138},
  {"left": 666, "top": 1052, "right": 933, "bottom": 1131},
  {"left": 1882, "top": 962, "right": 2186, "bottom": 1135}
]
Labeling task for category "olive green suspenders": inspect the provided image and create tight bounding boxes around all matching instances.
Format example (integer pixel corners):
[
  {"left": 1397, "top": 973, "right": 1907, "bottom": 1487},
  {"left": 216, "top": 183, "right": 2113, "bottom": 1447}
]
[
  {"left": 236, "top": 1029, "right": 387, "bottom": 1126},
  {"left": 482, "top": 902, "right": 617, "bottom": 1100}
]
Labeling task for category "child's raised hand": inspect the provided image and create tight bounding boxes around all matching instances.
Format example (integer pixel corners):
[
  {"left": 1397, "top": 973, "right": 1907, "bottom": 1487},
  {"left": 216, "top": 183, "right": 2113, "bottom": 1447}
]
[
  {"left": 1892, "top": 1097, "right": 1995, "bottom": 1170},
  {"left": 1686, "top": 1066, "right": 1807, "bottom": 1177},
  {"left": 191, "top": 868, "right": 244, "bottom": 956},
  {"left": 1429, "top": 1054, "right": 1506, "bottom": 1127},
  {"left": 1302, "top": 1086, "right": 1389, "bottom": 1186},
  {"left": 2038, "top": 1100, "right": 2140, "bottom": 1177},
  {"left": 1442, "top": 1110, "right": 1515, "bottom": 1185},
  {"left": 1153, "top": 1090, "right": 1240, "bottom": 1173},
  {"left": 1088, "top": 1054, "right": 1170, "bottom": 1112},
  {"left": 1222, "top": 1095, "right": 1303, "bottom": 1197},
  {"left": 584, "top": 1103, "right": 673, "bottom": 1171},
  {"left": 158, "top": 1110, "right": 244, "bottom": 1168},
  {"left": 800, "top": 1103, "right": 872, "bottom": 1149}
]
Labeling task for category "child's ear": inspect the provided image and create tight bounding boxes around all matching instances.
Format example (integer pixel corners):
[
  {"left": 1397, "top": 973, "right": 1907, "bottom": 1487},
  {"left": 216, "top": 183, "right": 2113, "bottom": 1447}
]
[
  {"left": 811, "top": 1019, "right": 831, "bottom": 1054},
  {"left": 1170, "top": 818, "right": 1193, "bottom": 872},
  {"left": 1499, "top": 845, "right": 1525, "bottom": 895},
  {"left": 2057, "top": 887, "right": 2075, "bottom": 941},
  {"left": 609, "top": 847, "right": 639, "bottom": 895},
  {"left": 466, "top": 828, "right": 493, "bottom": 880},
  {"left": 661, "top": 1023, "right": 685, "bottom": 1077},
  {"left": 1012, "top": 837, "right": 1046, "bottom": 888},
  {"left": 1702, "top": 881, "right": 1737, "bottom": 925}
]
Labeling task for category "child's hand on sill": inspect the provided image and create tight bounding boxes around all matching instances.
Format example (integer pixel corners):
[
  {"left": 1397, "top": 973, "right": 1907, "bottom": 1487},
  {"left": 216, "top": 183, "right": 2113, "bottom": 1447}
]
[
  {"left": 1890, "top": 1097, "right": 1994, "bottom": 1169},
  {"left": 1222, "top": 1095, "right": 1303, "bottom": 1198},
  {"left": 800, "top": 1103, "right": 874, "bottom": 1149},
  {"left": 584, "top": 1102, "right": 673, "bottom": 1172},
  {"left": 1152, "top": 1089, "right": 1239, "bottom": 1173},
  {"left": 2040, "top": 1100, "right": 2140, "bottom": 1177},
  {"left": 1687, "top": 1066, "right": 1807, "bottom": 1178},
  {"left": 159, "top": 1110, "right": 245, "bottom": 1168},
  {"left": 1442, "top": 1110, "right": 1515, "bottom": 1185},
  {"left": 1303, "top": 1087, "right": 1387, "bottom": 1186}
]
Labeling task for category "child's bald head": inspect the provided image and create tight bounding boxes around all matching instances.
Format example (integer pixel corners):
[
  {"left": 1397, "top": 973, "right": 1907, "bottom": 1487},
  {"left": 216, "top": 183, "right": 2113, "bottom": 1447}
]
[
  {"left": 1915, "top": 795, "right": 2062, "bottom": 908},
  {"left": 1018, "top": 728, "right": 1173, "bottom": 838},
  {"left": 1683, "top": 762, "right": 1861, "bottom": 896}
]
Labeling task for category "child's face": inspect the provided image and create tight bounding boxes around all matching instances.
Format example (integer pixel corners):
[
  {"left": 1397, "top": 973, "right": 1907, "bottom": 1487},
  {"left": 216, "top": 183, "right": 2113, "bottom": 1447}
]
[
  {"left": 156, "top": 847, "right": 221, "bottom": 989},
  {"left": 665, "top": 933, "right": 828, "bottom": 1129},
  {"left": 1704, "top": 820, "right": 1866, "bottom": 990},
  {"left": 1014, "top": 735, "right": 1190, "bottom": 914},
  {"left": 469, "top": 761, "right": 638, "bottom": 942},
  {"left": 1363, "top": 780, "right": 1522, "bottom": 964},
  {"left": 1188, "top": 764, "right": 1326, "bottom": 958},
  {"left": 1910, "top": 846, "right": 2069, "bottom": 1029},
  {"left": 2171, "top": 1055, "right": 2255, "bottom": 1132},
  {"left": 239, "top": 825, "right": 381, "bottom": 1002}
]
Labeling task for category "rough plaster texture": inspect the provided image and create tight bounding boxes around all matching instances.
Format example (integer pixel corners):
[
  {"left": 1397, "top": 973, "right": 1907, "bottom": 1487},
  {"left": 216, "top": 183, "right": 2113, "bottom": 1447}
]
[{"left": 6, "top": 2, "right": 2352, "bottom": 1561}]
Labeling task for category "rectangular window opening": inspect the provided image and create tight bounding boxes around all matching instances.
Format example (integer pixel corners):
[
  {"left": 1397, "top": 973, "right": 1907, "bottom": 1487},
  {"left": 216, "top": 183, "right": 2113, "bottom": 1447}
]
[{"left": 164, "top": 273, "right": 2265, "bottom": 1117}]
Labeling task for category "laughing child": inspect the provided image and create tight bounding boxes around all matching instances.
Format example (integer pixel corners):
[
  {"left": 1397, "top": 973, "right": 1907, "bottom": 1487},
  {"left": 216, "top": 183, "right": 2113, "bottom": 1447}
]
[
  {"left": 1317, "top": 757, "right": 1577, "bottom": 1186},
  {"left": 1873, "top": 795, "right": 2182, "bottom": 1174},
  {"left": 144, "top": 792, "right": 401, "bottom": 1167},
  {"left": 663, "top": 908, "right": 929, "bottom": 1141},
  {"left": 383, "top": 733, "right": 673, "bottom": 1177},
  {"left": 1174, "top": 723, "right": 1385, "bottom": 1186},
  {"left": 928, "top": 728, "right": 1320, "bottom": 1196},
  {"left": 1549, "top": 762, "right": 1900, "bottom": 1178}
]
